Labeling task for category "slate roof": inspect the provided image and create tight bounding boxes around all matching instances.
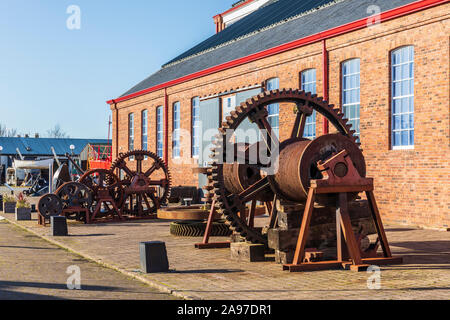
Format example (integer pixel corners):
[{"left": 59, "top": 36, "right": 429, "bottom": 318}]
[
  {"left": 119, "top": 0, "right": 419, "bottom": 98},
  {"left": 0, "top": 137, "right": 109, "bottom": 157}
]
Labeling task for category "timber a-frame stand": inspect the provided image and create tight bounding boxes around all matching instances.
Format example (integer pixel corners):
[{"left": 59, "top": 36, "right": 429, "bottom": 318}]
[
  {"left": 283, "top": 150, "right": 402, "bottom": 272},
  {"left": 194, "top": 167, "right": 231, "bottom": 249}
]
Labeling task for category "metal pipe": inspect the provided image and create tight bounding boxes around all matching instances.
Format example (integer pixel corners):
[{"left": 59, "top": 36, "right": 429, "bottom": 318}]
[
  {"left": 164, "top": 87, "right": 169, "bottom": 164},
  {"left": 3, "top": 183, "right": 14, "bottom": 195},
  {"left": 51, "top": 147, "right": 61, "bottom": 167},
  {"left": 322, "top": 39, "right": 329, "bottom": 134},
  {"left": 65, "top": 153, "right": 85, "bottom": 175}
]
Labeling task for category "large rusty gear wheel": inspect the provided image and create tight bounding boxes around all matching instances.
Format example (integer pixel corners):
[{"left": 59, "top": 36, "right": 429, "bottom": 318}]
[
  {"left": 110, "top": 150, "right": 171, "bottom": 216},
  {"left": 79, "top": 169, "right": 124, "bottom": 218},
  {"left": 210, "top": 89, "right": 361, "bottom": 245}
]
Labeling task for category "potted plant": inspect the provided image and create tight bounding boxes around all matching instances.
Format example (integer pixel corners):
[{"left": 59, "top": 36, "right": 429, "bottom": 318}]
[
  {"left": 3, "top": 194, "right": 17, "bottom": 214},
  {"left": 15, "top": 197, "right": 31, "bottom": 221}
]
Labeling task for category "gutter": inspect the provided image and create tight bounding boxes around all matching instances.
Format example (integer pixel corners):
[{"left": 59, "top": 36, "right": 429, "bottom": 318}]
[{"left": 106, "top": 0, "right": 447, "bottom": 105}]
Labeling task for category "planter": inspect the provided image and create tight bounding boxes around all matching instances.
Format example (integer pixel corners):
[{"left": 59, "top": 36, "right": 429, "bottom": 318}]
[
  {"left": 4, "top": 202, "right": 16, "bottom": 214},
  {"left": 15, "top": 207, "right": 31, "bottom": 221}
]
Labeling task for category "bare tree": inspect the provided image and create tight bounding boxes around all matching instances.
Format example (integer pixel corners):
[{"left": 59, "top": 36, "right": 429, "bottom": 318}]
[
  {"left": 0, "top": 123, "right": 18, "bottom": 137},
  {"left": 47, "top": 124, "right": 69, "bottom": 138},
  {"left": 0, "top": 123, "right": 6, "bottom": 137}
]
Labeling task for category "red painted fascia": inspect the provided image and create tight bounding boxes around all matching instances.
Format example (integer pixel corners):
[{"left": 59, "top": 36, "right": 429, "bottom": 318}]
[
  {"left": 107, "top": 0, "right": 446, "bottom": 105},
  {"left": 213, "top": 0, "right": 257, "bottom": 19}
]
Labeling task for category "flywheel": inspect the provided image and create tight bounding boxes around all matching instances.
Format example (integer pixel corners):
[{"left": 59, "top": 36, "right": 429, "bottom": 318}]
[{"left": 110, "top": 150, "right": 171, "bottom": 216}]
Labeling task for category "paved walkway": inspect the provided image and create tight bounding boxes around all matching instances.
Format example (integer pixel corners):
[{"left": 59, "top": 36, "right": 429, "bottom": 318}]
[
  {"left": 1, "top": 210, "right": 449, "bottom": 300},
  {"left": 0, "top": 220, "right": 178, "bottom": 300}
]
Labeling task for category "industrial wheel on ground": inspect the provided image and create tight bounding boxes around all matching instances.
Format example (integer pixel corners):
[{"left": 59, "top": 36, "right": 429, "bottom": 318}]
[
  {"left": 110, "top": 150, "right": 171, "bottom": 216},
  {"left": 169, "top": 220, "right": 232, "bottom": 237}
]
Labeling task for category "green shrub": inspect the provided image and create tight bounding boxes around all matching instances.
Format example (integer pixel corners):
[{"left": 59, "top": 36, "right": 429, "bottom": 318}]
[
  {"left": 16, "top": 199, "right": 30, "bottom": 209},
  {"left": 2, "top": 194, "right": 16, "bottom": 203}
]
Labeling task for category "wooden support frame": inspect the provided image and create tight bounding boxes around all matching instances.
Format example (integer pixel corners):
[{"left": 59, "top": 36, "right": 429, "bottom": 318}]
[
  {"left": 283, "top": 150, "right": 402, "bottom": 272},
  {"left": 195, "top": 199, "right": 231, "bottom": 249},
  {"left": 88, "top": 190, "right": 125, "bottom": 224},
  {"left": 61, "top": 207, "right": 90, "bottom": 224}
]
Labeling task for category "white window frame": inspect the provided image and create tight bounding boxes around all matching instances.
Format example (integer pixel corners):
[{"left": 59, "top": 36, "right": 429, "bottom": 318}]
[
  {"left": 300, "top": 69, "right": 317, "bottom": 139},
  {"left": 222, "top": 95, "right": 236, "bottom": 119},
  {"left": 172, "top": 102, "right": 181, "bottom": 159},
  {"left": 342, "top": 58, "right": 361, "bottom": 142},
  {"left": 391, "top": 46, "right": 414, "bottom": 150},
  {"left": 128, "top": 113, "right": 134, "bottom": 160},
  {"left": 266, "top": 77, "right": 279, "bottom": 137},
  {"left": 192, "top": 97, "right": 200, "bottom": 158},
  {"left": 141, "top": 109, "right": 148, "bottom": 150},
  {"left": 156, "top": 106, "right": 164, "bottom": 158}
]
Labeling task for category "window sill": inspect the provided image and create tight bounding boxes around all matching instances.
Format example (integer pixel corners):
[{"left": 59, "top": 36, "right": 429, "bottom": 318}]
[{"left": 392, "top": 145, "right": 414, "bottom": 150}]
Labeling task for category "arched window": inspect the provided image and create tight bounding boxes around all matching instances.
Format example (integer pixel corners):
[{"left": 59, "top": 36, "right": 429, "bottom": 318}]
[
  {"left": 141, "top": 110, "right": 148, "bottom": 152},
  {"left": 156, "top": 106, "right": 164, "bottom": 158},
  {"left": 266, "top": 77, "right": 279, "bottom": 137},
  {"left": 192, "top": 97, "right": 200, "bottom": 158},
  {"left": 173, "top": 102, "right": 181, "bottom": 158},
  {"left": 300, "top": 69, "right": 316, "bottom": 139},
  {"left": 342, "top": 58, "right": 361, "bottom": 142},
  {"left": 391, "top": 46, "right": 414, "bottom": 149}
]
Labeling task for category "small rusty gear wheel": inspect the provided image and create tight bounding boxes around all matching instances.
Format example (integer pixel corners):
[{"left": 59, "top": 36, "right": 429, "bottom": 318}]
[
  {"left": 110, "top": 150, "right": 171, "bottom": 216},
  {"left": 79, "top": 169, "right": 124, "bottom": 218},
  {"left": 38, "top": 194, "right": 63, "bottom": 219},
  {"left": 210, "top": 89, "right": 361, "bottom": 245},
  {"left": 55, "top": 182, "right": 93, "bottom": 220}
]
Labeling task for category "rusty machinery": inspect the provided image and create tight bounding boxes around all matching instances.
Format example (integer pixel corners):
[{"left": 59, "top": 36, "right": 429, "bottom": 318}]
[
  {"left": 110, "top": 150, "right": 171, "bottom": 218},
  {"left": 37, "top": 150, "right": 171, "bottom": 224},
  {"left": 209, "top": 89, "right": 402, "bottom": 272}
]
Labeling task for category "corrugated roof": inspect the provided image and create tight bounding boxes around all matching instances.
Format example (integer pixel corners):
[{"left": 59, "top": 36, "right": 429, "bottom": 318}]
[
  {"left": 0, "top": 137, "right": 109, "bottom": 157},
  {"left": 119, "top": 0, "right": 420, "bottom": 98}
]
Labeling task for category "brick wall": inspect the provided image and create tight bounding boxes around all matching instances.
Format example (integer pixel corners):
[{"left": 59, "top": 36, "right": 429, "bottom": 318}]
[{"left": 110, "top": 4, "right": 450, "bottom": 229}]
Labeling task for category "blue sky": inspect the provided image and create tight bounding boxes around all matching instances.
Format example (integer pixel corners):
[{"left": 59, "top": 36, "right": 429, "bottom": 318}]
[{"left": 0, "top": 0, "right": 237, "bottom": 138}]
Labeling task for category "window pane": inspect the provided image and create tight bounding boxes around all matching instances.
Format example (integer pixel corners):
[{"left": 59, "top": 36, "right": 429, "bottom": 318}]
[
  {"left": 391, "top": 46, "right": 414, "bottom": 148},
  {"left": 342, "top": 59, "right": 360, "bottom": 140}
]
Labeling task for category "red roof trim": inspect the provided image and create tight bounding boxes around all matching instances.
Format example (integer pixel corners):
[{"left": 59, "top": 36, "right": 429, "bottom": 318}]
[
  {"left": 213, "top": 0, "right": 257, "bottom": 19},
  {"left": 107, "top": 0, "right": 446, "bottom": 105}
]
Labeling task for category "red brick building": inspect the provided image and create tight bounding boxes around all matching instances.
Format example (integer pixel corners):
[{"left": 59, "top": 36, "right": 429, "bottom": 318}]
[{"left": 107, "top": 0, "right": 449, "bottom": 230}]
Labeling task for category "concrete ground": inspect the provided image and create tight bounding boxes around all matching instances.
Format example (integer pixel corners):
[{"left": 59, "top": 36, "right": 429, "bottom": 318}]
[
  {"left": 1, "top": 203, "right": 449, "bottom": 300},
  {"left": 0, "top": 220, "right": 178, "bottom": 300}
]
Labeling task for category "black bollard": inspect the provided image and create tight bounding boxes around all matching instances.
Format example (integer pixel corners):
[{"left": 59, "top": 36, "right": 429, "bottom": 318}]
[
  {"left": 51, "top": 216, "right": 68, "bottom": 236},
  {"left": 139, "top": 241, "right": 169, "bottom": 273}
]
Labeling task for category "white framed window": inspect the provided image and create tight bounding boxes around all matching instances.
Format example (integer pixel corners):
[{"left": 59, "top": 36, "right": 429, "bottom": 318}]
[
  {"left": 300, "top": 69, "right": 316, "bottom": 139},
  {"left": 142, "top": 110, "right": 148, "bottom": 151},
  {"left": 222, "top": 95, "right": 236, "bottom": 119},
  {"left": 342, "top": 58, "right": 361, "bottom": 142},
  {"left": 128, "top": 113, "right": 134, "bottom": 160},
  {"left": 192, "top": 97, "right": 200, "bottom": 158},
  {"left": 391, "top": 46, "right": 414, "bottom": 149},
  {"left": 266, "top": 77, "right": 279, "bottom": 137},
  {"left": 173, "top": 102, "right": 181, "bottom": 158},
  {"left": 128, "top": 113, "right": 134, "bottom": 151},
  {"left": 156, "top": 106, "right": 164, "bottom": 158}
]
